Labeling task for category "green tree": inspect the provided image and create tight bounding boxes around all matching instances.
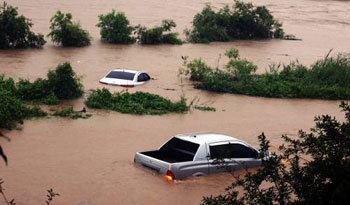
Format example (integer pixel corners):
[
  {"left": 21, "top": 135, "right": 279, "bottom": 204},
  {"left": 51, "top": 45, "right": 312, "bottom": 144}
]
[
  {"left": 135, "top": 19, "right": 182, "bottom": 44},
  {"left": 47, "top": 62, "right": 83, "bottom": 99},
  {"left": 202, "top": 102, "right": 350, "bottom": 205},
  {"left": 186, "top": 0, "right": 284, "bottom": 43},
  {"left": 97, "top": 10, "right": 135, "bottom": 44},
  {"left": 48, "top": 10, "right": 91, "bottom": 47},
  {"left": 0, "top": 2, "right": 45, "bottom": 49}
]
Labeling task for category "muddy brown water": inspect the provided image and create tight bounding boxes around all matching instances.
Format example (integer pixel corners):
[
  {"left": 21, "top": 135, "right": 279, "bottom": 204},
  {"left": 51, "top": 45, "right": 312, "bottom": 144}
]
[{"left": 0, "top": 0, "right": 349, "bottom": 204}]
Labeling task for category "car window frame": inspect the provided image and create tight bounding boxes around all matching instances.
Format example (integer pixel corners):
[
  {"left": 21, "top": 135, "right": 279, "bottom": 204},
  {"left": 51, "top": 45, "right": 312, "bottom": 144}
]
[{"left": 208, "top": 141, "right": 258, "bottom": 159}]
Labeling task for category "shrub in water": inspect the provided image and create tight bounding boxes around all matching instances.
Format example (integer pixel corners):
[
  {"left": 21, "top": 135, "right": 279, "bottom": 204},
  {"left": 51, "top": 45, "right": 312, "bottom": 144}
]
[
  {"left": 0, "top": 2, "right": 45, "bottom": 49},
  {"left": 0, "top": 89, "right": 47, "bottom": 129},
  {"left": 85, "top": 88, "right": 189, "bottom": 115},
  {"left": 48, "top": 10, "right": 91, "bottom": 47},
  {"left": 182, "top": 48, "right": 350, "bottom": 100},
  {"left": 1, "top": 62, "right": 82, "bottom": 103},
  {"left": 16, "top": 78, "right": 51, "bottom": 101},
  {"left": 97, "top": 10, "right": 135, "bottom": 44},
  {"left": 52, "top": 107, "right": 91, "bottom": 119},
  {"left": 185, "top": 0, "right": 284, "bottom": 43},
  {"left": 47, "top": 62, "right": 83, "bottom": 99},
  {"left": 135, "top": 19, "right": 182, "bottom": 44}
]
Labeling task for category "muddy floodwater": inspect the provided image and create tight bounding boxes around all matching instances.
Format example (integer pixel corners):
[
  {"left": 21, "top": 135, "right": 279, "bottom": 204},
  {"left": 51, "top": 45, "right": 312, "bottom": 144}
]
[{"left": 0, "top": 0, "right": 349, "bottom": 204}]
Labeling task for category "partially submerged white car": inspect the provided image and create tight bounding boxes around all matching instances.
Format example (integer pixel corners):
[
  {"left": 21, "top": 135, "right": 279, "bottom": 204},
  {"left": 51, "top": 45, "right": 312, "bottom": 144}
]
[
  {"left": 134, "top": 132, "right": 263, "bottom": 180},
  {"left": 99, "top": 69, "right": 151, "bottom": 88}
]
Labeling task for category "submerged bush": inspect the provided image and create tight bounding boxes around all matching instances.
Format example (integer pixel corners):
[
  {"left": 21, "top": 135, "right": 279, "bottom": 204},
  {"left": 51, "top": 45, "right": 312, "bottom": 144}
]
[
  {"left": 47, "top": 62, "right": 83, "bottom": 99},
  {"left": 0, "top": 89, "right": 47, "bottom": 129},
  {"left": 0, "top": 62, "right": 83, "bottom": 104},
  {"left": 182, "top": 48, "right": 350, "bottom": 100},
  {"left": 135, "top": 19, "right": 183, "bottom": 44},
  {"left": 48, "top": 11, "right": 91, "bottom": 47},
  {"left": 97, "top": 10, "right": 135, "bottom": 44},
  {"left": 52, "top": 107, "right": 91, "bottom": 119},
  {"left": 0, "top": 62, "right": 84, "bottom": 129},
  {"left": 85, "top": 88, "right": 189, "bottom": 115},
  {"left": 0, "top": 2, "right": 46, "bottom": 49},
  {"left": 185, "top": 0, "right": 284, "bottom": 43}
]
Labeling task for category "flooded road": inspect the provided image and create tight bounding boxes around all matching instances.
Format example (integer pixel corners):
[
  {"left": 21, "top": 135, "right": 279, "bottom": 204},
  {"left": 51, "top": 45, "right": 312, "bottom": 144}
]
[{"left": 0, "top": 0, "right": 349, "bottom": 204}]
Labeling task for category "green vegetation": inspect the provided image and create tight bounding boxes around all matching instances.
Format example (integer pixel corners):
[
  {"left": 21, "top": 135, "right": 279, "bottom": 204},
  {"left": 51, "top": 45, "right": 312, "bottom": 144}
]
[
  {"left": 0, "top": 2, "right": 45, "bottom": 49},
  {"left": 48, "top": 11, "right": 91, "bottom": 47},
  {"left": 185, "top": 0, "right": 284, "bottom": 43},
  {"left": 97, "top": 10, "right": 135, "bottom": 44},
  {"left": 1, "top": 62, "right": 83, "bottom": 104},
  {"left": 202, "top": 102, "right": 350, "bottom": 205},
  {"left": 0, "top": 62, "right": 84, "bottom": 129},
  {"left": 47, "top": 62, "right": 83, "bottom": 99},
  {"left": 85, "top": 88, "right": 189, "bottom": 115},
  {"left": 0, "top": 89, "right": 47, "bottom": 129},
  {"left": 181, "top": 48, "right": 350, "bottom": 100},
  {"left": 194, "top": 105, "right": 216, "bottom": 112},
  {"left": 52, "top": 107, "right": 91, "bottom": 119},
  {"left": 135, "top": 20, "right": 183, "bottom": 45}
]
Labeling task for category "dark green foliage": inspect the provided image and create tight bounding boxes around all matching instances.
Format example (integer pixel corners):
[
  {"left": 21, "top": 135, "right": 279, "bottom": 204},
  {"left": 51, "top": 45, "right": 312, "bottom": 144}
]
[
  {"left": 0, "top": 62, "right": 83, "bottom": 129},
  {"left": 47, "top": 62, "right": 83, "bottom": 99},
  {"left": 186, "top": 0, "right": 284, "bottom": 43},
  {"left": 0, "top": 2, "right": 45, "bottom": 49},
  {"left": 97, "top": 10, "right": 135, "bottom": 44},
  {"left": 194, "top": 105, "right": 216, "bottom": 112},
  {"left": 52, "top": 107, "right": 91, "bottom": 119},
  {"left": 0, "top": 62, "right": 82, "bottom": 103},
  {"left": 48, "top": 10, "right": 91, "bottom": 47},
  {"left": 202, "top": 102, "right": 350, "bottom": 205},
  {"left": 135, "top": 20, "right": 183, "bottom": 44},
  {"left": 185, "top": 59, "right": 213, "bottom": 81},
  {"left": 183, "top": 48, "right": 350, "bottom": 100},
  {"left": 16, "top": 78, "right": 51, "bottom": 101},
  {"left": 0, "top": 89, "right": 47, "bottom": 129},
  {"left": 85, "top": 88, "right": 189, "bottom": 115},
  {"left": 42, "top": 92, "right": 60, "bottom": 105}
]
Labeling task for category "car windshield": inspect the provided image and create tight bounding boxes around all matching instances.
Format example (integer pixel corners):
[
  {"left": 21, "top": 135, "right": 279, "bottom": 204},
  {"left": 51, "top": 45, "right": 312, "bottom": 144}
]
[{"left": 106, "top": 71, "right": 135, "bottom": 81}]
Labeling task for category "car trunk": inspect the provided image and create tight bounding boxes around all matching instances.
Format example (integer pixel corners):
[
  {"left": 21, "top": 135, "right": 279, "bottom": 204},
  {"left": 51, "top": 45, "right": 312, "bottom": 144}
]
[{"left": 140, "top": 137, "right": 199, "bottom": 163}]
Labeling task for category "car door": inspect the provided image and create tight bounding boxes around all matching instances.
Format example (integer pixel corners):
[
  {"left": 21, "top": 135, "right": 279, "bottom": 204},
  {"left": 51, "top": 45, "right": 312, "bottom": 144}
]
[
  {"left": 208, "top": 141, "right": 238, "bottom": 174},
  {"left": 208, "top": 141, "right": 260, "bottom": 174},
  {"left": 226, "top": 143, "right": 261, "bottom": 170}
]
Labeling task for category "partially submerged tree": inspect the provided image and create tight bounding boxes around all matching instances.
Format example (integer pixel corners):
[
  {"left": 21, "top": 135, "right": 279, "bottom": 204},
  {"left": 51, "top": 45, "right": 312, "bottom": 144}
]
[
  {"left": 97, "top": 10, "right": 135, "bottom": 44},
  {"left": 0, "top": 2, "right": 46, "bottom": 49},
  {"left": 48, "top": 11, "right": 91, "bottom": 47},
  {"left": 47, "top": 62, "right": 83, "bottom": 99},
  {"left": 135, "top": 19, "right": 183, "bottom": 44},
  {"left": 186, "top": 0, "right": 285, "bottom": 43},
  {"left": 202, "top": 102, "right": 350, "bottom": 205}
]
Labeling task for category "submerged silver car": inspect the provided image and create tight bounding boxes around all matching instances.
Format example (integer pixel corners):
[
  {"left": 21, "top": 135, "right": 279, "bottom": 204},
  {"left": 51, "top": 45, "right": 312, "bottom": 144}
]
[{"left": 134, "top": 132, "right": 262, "bottom": 180}]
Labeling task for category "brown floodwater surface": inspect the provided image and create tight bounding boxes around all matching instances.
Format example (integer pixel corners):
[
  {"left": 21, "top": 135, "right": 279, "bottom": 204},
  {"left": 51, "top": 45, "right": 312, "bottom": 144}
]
[{"left": 0, "top": 0, "right": 349, "bottom": 204}]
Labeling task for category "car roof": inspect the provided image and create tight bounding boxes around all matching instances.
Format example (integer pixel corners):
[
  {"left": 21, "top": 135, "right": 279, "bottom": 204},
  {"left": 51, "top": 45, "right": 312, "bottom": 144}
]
[
  {"left": 109, "top": 69, "right": 145, "bottom": 74},
  {"left": 174, "top": 132, "right": 241, "bottom": 145}
]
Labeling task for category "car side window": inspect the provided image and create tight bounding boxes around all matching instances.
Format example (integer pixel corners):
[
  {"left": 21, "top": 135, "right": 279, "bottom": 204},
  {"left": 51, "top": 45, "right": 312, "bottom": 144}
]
[
  {"left": 209, "top": 144, "right": 234, "bottom": 159},
  {"left": 144, "top": 73, "right": 150, "bottom": 81},
  {"left": 138, "top": 73, "right": 150, "bottom": 82},
  {"left": 230, "top": 144, "right": 258, "bottom": 158},
  {"left": 137, "top": 74, "right": 145, "bottom": 82},
  {"left": 210, "top": 143, "right": 258, "bottom": 159}
]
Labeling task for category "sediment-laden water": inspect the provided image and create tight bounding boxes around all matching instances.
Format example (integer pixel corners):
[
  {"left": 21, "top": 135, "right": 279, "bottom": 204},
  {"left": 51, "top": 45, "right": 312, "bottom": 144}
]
[{"left": 0, "top": 0, "right": 349, "bottom": 204}]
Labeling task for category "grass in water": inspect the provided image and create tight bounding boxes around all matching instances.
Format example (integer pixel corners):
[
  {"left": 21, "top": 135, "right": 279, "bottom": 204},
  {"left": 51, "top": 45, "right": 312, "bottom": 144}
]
[
  {"left": 180, "top": 48, "right": 350, "bottom": 100},
  {"left": 85, "top": 88, "right": 189, "bottom": 115}
]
